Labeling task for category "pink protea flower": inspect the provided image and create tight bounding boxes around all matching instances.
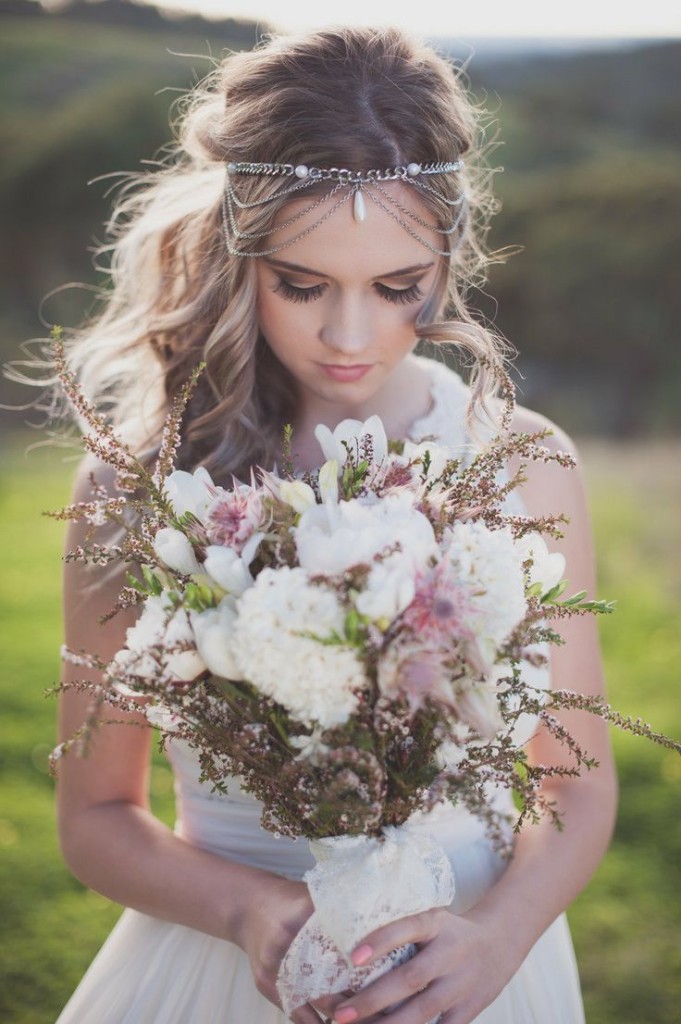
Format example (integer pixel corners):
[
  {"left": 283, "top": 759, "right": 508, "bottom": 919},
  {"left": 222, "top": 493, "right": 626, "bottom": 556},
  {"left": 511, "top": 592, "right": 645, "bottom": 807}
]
[
  {"left": 402, "top": 562, "right": 477, "bottom": 647},
  {"left": 206, "top": 484, "right": 264, "bottom": 552},
  {"left": 378, "top": 641, "right": 455, "bottom": 713}
]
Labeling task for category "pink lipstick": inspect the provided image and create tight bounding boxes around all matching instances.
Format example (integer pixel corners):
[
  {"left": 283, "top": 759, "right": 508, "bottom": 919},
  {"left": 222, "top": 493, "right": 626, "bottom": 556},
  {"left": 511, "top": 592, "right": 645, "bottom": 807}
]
[{"left": 320, "top": 364, "right": 372, "bottom": 382}]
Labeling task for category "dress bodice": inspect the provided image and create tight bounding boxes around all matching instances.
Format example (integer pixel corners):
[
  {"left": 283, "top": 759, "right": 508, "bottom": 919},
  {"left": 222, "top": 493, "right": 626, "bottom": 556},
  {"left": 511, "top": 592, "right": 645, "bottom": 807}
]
[{"left": 166, "top": 356, "right": 551, "bottom": 892}]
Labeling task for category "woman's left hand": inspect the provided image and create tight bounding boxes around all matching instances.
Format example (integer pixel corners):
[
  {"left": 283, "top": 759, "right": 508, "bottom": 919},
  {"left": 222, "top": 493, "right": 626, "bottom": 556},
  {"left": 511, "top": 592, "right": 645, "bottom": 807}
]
[{"left": 320, "top": 906, "right": 523, "bottom": 1024}]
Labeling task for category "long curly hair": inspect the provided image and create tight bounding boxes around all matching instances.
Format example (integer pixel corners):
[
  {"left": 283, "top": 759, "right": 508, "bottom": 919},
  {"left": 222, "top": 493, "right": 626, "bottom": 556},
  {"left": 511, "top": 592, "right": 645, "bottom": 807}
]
[{"left": 21, "top": 26, "right": 512, "bottom": 481}]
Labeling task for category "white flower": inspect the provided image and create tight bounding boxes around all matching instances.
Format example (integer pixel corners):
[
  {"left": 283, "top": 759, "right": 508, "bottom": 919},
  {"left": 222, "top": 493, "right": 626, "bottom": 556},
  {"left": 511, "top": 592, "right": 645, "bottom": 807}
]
[
  {"left": 145, "top": 704, "right": 184, "bottom": 732},
  {"left": 279, "top": 479, "right": 317, "bottom": 513},
  {"left": 191, "top": 599, "right": 243, "bottom": 679},
  {"left": 515, "top": 532, "right": 566, "bottom": 595},
  {"left": 318, "top": 459, "right": 339, "bottom": 504},
  {"left": 203, "top": 545, "right": 255, "bottom": 596},
  {"left": 113, "top": 594, "right": 206, "bottom": 683},
  {"left": 442, "top": 522, "right": 527, "bottom": 669},
  {"left": 153, "top": 527, "right": 201, "bottom": 576},
  {"left": 354, "top": 561, "right": 415, "bottom": 623},
  {"left": 314, "top": 414, "right": 388, "bottom": 468},
  {"left": 230, "top": 566, "right": 366, "bottom": 728},
  {"left": 163, "top": 467, "right": 216, "bottom": 521},
  {"left": 296, "top": 490, "right": 437, "bottom": 576},
  {"left": 289, "top": 726, "right": 331, "bottom": 762},
  {"left": 455, "top": 683, "right": 504, "bottom": 741},
  {"left": 401, "top": 440, "right": 451, "bottom": 480},
  {"left": 435, "top": 725, "right": 473, "bottom": 770}
]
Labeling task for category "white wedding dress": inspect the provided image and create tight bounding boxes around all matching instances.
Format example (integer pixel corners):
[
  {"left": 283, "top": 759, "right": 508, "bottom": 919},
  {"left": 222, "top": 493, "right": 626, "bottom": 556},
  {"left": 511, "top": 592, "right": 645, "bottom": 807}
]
[{"left": 56, "top": 357, "right": 586, "bottom": 1024}]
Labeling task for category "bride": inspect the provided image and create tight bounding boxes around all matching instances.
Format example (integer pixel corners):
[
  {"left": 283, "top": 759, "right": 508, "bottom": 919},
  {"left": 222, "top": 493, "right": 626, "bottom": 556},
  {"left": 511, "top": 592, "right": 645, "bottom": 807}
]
[{"left": 54, "top": 25, "right": 617, "bottom": 1024}]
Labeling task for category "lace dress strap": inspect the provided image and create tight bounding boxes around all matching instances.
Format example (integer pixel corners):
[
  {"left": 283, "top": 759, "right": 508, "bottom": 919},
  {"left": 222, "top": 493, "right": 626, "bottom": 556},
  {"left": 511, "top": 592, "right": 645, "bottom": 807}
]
[{"left": 407, "top": 356, "right": 473, "bottom": 455}]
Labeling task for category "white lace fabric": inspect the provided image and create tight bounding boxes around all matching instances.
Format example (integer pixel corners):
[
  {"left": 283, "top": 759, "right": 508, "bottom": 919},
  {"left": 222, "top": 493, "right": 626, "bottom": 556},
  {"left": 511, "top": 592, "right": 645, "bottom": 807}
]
[{"left": 276, "top": 827, "right": 455, "bottom": 1018}]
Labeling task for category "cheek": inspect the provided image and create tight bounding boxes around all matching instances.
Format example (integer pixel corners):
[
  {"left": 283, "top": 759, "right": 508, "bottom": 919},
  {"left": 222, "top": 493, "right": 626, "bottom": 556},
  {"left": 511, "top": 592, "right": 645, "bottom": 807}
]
[{"left": 257, "top": 293, "right": 320, "bottom": 367}]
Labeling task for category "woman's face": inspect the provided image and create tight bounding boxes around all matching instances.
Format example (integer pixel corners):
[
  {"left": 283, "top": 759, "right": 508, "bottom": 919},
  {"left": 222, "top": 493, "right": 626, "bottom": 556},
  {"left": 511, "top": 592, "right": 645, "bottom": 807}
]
[{"left": 255, "top": 182, "right": 443, "bottom": 421}]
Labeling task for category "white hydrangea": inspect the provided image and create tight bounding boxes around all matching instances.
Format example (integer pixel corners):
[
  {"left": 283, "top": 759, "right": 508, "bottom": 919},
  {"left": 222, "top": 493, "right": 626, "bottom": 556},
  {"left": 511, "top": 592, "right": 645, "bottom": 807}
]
[
  {"left": 230, "top": 566, "right": 366, "bottom": 728},
  {"left": 295, "top": 490, "right": 437, "bottom": 576},
  {"left": 442, "top": 522, "right": 528, "bottom": 668}
]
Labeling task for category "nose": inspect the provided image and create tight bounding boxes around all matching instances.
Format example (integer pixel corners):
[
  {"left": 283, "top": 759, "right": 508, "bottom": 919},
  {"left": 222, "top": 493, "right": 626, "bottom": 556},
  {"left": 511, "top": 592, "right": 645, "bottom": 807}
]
[{"left": 319, "top": 291, "right": 372, "bottom": 356}]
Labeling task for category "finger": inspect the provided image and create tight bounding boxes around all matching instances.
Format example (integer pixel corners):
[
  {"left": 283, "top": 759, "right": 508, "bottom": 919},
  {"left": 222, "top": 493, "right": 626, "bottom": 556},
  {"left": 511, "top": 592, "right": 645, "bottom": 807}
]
[
  {"left": 290, "top": 1002, "right": 326, "bottom": 1023},
  {"left": 344, "top": 978, "right": 452, "bottom": 1024},
  {"left": 349, "top": 910, "right": 445, "bottom": 968},
  {"left": 332, "top": 961, "right": 445, "bottom": 1023}
]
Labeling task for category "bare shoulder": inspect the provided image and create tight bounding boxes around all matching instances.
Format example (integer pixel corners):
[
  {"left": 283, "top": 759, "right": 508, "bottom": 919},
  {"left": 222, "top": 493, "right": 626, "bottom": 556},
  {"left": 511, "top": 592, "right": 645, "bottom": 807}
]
[
  {"left": 63, "top": 453, "right": 140, "bottom": 654},
  {"left": 491, "top": 400, "right": 585, "bottom": 521}
]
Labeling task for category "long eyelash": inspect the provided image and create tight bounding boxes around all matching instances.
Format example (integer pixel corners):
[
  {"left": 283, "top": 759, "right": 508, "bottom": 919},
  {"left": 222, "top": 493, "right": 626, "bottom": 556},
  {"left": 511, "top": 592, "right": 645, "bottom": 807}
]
[
  {"left": 375, "top": 282, "right": 424, "bottom": 305},
  {"left": 273, "top": 278, "right": 325, "bottom": 303}
]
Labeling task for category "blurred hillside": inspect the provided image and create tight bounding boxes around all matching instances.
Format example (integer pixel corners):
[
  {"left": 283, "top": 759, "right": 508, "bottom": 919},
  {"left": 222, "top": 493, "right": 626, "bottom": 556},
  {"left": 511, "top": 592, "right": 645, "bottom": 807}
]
[{"left": 1, "top": 0, "right": 680, "bottom": 435}]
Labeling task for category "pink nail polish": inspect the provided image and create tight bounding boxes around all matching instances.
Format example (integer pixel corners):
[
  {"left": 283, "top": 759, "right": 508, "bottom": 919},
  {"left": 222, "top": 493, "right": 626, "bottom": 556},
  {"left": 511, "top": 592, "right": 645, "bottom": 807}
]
[
  {"left": 351, "top": 943, "right": 373, "bottom": 966},
  {"left": 335, "top": 1008, "right": 358, "bottom": 1024}
]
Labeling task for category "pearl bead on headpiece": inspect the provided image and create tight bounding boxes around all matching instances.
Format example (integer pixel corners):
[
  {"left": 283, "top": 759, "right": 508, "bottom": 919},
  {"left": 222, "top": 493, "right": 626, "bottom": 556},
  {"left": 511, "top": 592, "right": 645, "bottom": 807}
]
[{"left": 221, "top": 159, "right": 467, "bottom": 258}]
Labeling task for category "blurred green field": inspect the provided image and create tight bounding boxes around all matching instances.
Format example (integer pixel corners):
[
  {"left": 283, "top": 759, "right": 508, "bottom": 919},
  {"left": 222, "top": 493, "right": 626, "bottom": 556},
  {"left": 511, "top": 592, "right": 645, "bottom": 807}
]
[{"left": 1, "top": 434, "right": 679, "bottom": 1023}]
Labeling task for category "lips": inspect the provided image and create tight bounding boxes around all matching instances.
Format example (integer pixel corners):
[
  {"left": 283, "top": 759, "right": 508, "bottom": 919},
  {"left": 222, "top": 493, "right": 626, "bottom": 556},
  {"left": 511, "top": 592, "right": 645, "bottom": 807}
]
[{"left": 320, "top": 364, "right": 373, "bottom": 382}]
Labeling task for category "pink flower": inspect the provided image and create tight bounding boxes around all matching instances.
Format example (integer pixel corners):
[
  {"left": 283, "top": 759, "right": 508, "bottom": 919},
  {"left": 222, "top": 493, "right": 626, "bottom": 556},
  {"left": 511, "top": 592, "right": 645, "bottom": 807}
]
[
  {"left": 206, "top": 485, "right": 264, "bottom": 552},
  {"left": 401, "top": 562, "right": 477, "bottom": 647},
  {"left": 378, "top": 641, "right": 455, "bottom": 714}
]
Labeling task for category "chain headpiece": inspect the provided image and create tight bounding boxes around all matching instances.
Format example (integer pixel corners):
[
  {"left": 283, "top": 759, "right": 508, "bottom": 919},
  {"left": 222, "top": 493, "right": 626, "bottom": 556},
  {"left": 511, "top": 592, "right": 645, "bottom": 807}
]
[{"left": 221, "top": 159, "right": 467, "bottom": 258}]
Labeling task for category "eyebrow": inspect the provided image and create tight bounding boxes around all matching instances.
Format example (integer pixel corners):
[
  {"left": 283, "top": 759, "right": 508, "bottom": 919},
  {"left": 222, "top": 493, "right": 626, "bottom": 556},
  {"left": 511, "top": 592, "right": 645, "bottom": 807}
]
[{"left": 263, "top": 258, "right": 434, "bottom": 280}]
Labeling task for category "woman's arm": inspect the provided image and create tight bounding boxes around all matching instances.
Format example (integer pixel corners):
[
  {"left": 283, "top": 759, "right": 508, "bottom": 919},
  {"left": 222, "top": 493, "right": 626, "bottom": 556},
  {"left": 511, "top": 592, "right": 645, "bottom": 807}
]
[
  {"left": 326, "top": 412, "right": 618, "bottom": 1024},
  {"left": 57, "top": 458, "right": 320, "bottom": 1023}
]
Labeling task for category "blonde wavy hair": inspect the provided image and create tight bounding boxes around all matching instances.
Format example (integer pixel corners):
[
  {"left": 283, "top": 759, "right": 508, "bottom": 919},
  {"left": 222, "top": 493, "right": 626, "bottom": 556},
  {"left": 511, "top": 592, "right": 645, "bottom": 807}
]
[{"left": 25, "top": 26, "right": 512, "bottom": 481}]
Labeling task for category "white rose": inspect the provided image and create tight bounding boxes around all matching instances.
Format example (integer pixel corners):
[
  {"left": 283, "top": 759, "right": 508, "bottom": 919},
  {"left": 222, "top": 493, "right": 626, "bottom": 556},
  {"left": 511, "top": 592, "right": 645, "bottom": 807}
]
[
  {"left": 515, "top": 533, "right": 566, "bottom": 595},
  {"left": 314, "top": 414, "right": 388, "bottom": 468},
  {"left": 163, "top": 467, "right": 216, "bottom": 521},
  {"left": 191, "top": 600, "right": 243, "bottom": 679},
  {"left": 153, "top": 527, "right": 201, "bottom": 576}
]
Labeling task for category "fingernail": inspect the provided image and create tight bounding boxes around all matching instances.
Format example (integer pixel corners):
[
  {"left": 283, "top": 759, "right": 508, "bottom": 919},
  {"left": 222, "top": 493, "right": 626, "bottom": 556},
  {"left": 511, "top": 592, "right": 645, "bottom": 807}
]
[
  {"left": 335, "top": 1009, "right": 358, "bottom": 1024},
  {"left": 351, "top": 943, "right": 373, "bottom": 967}
]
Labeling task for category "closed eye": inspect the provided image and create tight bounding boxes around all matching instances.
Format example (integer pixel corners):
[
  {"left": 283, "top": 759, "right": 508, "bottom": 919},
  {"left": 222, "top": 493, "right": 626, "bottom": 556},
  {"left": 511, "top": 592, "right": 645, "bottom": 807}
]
[
  {"left": 273, "top": 278, "right": 326, "bottom": 303},
  {"left": 374, "top": 282, "right": 424, "bottom": 305},
  {"left": 273, "top": 277, "right": 425, "bottom": 305}
]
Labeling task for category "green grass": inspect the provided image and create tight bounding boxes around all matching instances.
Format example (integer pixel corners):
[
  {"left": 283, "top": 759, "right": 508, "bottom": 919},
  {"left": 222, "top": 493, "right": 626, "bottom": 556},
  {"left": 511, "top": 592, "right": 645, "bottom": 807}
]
[{"left": 1, "top": 435, "right": 679, "bottom": 1022}]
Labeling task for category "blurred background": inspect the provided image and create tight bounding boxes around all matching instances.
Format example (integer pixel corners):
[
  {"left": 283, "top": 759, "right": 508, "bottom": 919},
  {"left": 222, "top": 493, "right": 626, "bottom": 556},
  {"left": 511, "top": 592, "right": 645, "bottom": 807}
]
[{"left": 1, "top": 2, "right": 679, "bottom": 1022}]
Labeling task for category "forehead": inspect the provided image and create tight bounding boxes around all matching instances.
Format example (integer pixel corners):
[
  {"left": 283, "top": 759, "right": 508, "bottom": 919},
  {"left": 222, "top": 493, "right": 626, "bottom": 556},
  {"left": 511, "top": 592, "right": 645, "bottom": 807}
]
[{"left": 264, "top": 181, "right": 442, "bottom": 277}]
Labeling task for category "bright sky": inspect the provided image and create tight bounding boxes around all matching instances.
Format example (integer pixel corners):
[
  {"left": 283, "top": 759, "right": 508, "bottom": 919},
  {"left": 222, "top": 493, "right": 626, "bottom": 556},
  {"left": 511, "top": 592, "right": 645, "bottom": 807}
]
[{"left": 155, "top": 0, "right": 681, "bottom": 38}]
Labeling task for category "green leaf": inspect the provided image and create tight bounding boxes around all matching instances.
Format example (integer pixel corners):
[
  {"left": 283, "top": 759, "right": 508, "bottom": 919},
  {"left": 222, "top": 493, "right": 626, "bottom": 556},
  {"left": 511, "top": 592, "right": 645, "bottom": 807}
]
[
  {"left": 559, "top": 590, "right": 588, "bottom": 606},
  {"left": 141, "top": 564, "right": 163, "bottom": 596},
  {"left": 541, "top": 579, "right": 568, "bottom": 603}
]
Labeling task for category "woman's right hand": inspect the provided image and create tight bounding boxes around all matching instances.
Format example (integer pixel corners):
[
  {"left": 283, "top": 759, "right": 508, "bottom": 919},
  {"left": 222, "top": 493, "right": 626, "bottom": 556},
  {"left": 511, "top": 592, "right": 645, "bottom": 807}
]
[{"left": 236, "top": 873, "right": 326, "bottom": 1022}]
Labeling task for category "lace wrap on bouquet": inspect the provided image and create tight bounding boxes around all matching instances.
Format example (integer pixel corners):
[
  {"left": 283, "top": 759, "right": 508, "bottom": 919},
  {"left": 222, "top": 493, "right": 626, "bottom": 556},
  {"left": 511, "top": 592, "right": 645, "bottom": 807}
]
[{"left": 276, "top": 825, "right": 455, "bottom": 1018}]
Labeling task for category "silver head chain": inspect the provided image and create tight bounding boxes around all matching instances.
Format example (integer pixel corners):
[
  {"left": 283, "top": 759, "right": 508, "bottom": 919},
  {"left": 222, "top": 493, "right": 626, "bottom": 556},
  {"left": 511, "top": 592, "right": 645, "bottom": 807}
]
[{"left": 221, "top": 159, "right": 467, "bottom": 258}]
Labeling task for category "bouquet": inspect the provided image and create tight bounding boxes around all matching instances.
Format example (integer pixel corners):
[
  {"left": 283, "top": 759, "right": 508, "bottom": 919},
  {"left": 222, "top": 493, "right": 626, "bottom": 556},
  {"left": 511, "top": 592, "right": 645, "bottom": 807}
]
[{"left": 49, "top": 335, "right": 680, "bottom": 1017}]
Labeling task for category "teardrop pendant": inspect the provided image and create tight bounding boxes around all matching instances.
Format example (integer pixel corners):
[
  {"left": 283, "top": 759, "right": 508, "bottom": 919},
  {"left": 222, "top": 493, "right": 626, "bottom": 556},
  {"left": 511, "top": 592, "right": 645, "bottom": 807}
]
[{"left": 353, "top": 188, "right": 366, "bottom": 224}]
